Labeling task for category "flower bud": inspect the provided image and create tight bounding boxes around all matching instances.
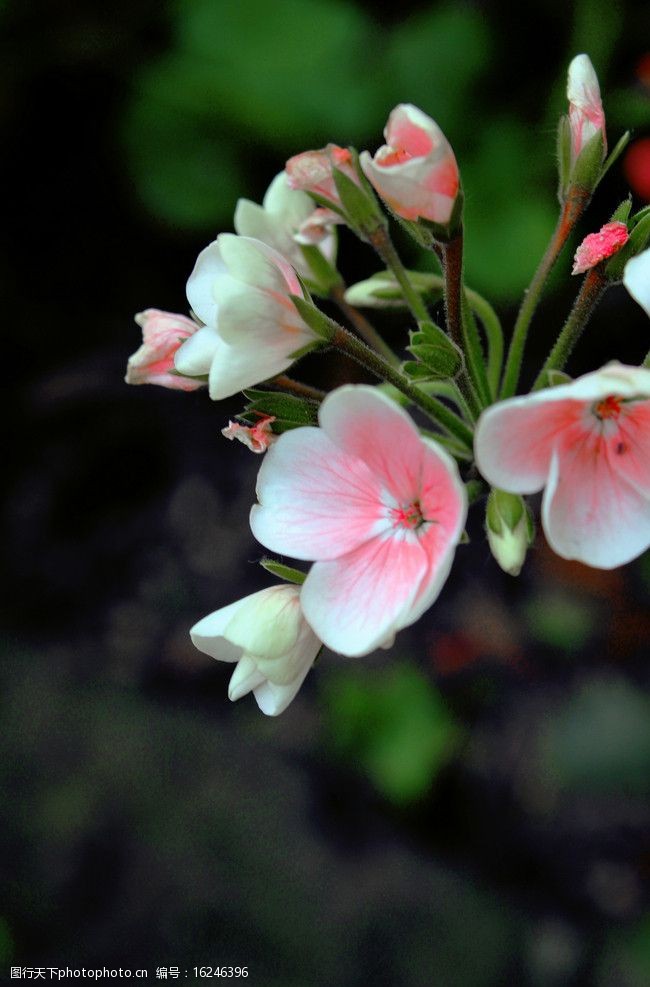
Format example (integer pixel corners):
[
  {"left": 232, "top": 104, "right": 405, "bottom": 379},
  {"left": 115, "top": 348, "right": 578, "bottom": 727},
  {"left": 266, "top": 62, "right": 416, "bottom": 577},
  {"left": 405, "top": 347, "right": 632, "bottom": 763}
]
[
  {"left": 567, "top": 54, "right": 607, "bottom": 167},
  {"left": 359, "top": 104, "right": 460, "bottom": 227},
  {"left": 485, "top": 489, "right": 532, "bottom": 577},
  {"left": 572, "top": 221, "right": 629, "bottom": 274},
  {"left": 125, "top": 309, "right": 204, "bottom": 391},
  {"left": 285, "top": 144, "right": 359, "bottom": 208},
  {"left": 190, "top": 585, "right": 321, "bottom": 715}
]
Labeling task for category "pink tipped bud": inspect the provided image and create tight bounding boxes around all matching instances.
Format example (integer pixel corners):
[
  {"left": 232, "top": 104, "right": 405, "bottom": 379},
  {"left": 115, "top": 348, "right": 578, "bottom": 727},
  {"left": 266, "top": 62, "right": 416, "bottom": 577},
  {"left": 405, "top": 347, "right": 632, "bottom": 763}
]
[
  {"left": 125, "top": 309, "right": 204, "bottom": 391},
  {"left": 571, "top": 221, "right": 629, "bottom": 274},
  {"left": 294, "top": 207, "right": 344, "bottom": 245},
  {"left": 567, "top": 54, "right": 607, "bottom": 165},
  {"left": 359, "top": 104, "right": 459, "bottom": 225},
  {"left": 285, "top": 144, "right": 358, "bottom": 206},
  {"left": 222, "top": 416, "right": 277, "bottom": 453}
]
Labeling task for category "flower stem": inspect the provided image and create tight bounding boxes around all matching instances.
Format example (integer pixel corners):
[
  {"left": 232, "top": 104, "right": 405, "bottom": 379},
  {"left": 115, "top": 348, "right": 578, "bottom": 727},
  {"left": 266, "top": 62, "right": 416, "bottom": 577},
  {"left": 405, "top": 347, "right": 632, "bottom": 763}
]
[
  {"left": 439, "top": 233, "right": 491, "bottom": 414},
  {"left": 532, "top": 267, "right": 608, "bottom": 389},
  {"left": 500, "top": 185, "right": 590, "bottom": 398},
  {"left": 270, "top": 375, "right": 326, "bottom": 401},
  {"left": 464, "top": 287, "right": 504, "bottom": 398},
  {"left": 331, "top": 325, "right": 474, "bottom": 449},
  {"left": 369, "top": 226, "right": 431, "bottom": 325},
  {"left": 329, "top": 283, "right": 399, "bottom": 365}
]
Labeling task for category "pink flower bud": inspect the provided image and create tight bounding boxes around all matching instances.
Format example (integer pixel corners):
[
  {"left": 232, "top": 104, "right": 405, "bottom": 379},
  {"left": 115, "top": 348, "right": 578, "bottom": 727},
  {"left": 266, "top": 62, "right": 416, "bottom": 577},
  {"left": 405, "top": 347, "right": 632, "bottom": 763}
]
[
  {"left": 359, "top": 104, "right": 460, "bottom": 225},
  {"left": 294, "top": 207, "right": 344, "bottom": 245},
  {"left": 285, "top": 144, "right": 358, "bottom": 206},
  {"left": 572, "top": 221, "right": 629, "bottom": 274},
  {"left": 125, "top": 309, "right": 204, "bottom": 391},
  {"left": 567, "top": 54, "right": 607, "bottom": 165},
  {"left": 221, "top": 416, "right": 277, "bottom": 453}
]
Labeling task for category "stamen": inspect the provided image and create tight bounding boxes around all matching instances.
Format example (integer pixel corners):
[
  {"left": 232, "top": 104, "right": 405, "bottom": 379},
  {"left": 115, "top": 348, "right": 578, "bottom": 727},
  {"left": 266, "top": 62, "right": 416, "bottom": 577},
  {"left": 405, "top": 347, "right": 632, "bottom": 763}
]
[
  {"left": 389, "top": 500, "right": 425, "bottom": 529},
  {"left": 593, "top": 395, "right": 622, "bottom": 420}
]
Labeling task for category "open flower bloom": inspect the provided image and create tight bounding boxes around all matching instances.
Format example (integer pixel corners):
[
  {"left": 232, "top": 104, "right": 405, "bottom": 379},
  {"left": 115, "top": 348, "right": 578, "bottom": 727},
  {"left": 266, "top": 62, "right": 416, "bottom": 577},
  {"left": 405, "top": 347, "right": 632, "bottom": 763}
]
[
  {"left": 190, "top": 585, "right": 320, "bottom": 716},
  {"left": 474, "top": 363, "right": 650, "bottom": 569},
  {"left": 567, "top": 54, "right": 607, "bottom": 165},
  {"left": 125, "top": 309, "right": 204, "bottom": 391},
  {"left": 572, "top": 222, "right": 629, "bottom": 274},
  {"left": 623, "top": 247, "right": 650, "bottom": 318},
  {"left": 359, "top": 104, "right": 459, "bottom": 224},
  {"left": 234, "top": 173, "right": 337, "bottom": 280},
  {"left": 222, "top": 415, "right": 277, "bottom": 454},
  {"left": 250, "top": 385, "right": 467, "bottom": 657},
  {"left": 285, "top": 144, "right": 359, "bottom": 208},
  {"left": 174, "top": 234, "right": 318, "bottom": 401}
]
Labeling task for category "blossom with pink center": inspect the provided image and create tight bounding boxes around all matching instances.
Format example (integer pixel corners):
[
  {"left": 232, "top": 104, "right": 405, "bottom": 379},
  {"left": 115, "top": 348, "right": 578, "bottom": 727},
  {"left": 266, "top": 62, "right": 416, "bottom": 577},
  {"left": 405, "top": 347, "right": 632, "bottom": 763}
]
[
  {"left": 190, "top": 585, "right": 320, "bottom": 716},
  {"left": 474, "top": 363, "right": 650, "bottom": 569},
  {"left": 174, "top": 234, "right": 318, "bottom": 401},
  {"left": 285, "top": 144, "right": 359, "bottom": 208},
  {"left": 250, "top": 385, "right": 467, "bottom": 657},
  {"left": 572, "top": 221, "right": 629, "bottom": 274},
  {"left": 233, "top": 172, "right": 337, "bottom": 279},
  {"left": 359, "top": 104, "right": 460, "bottom": 225},
  {"left": 222, "top": 415, "right": 277, "bottom": 454},
  {"left": 125, "top": 309, "right": 204, "bottom": 391},
  {"left": 567, "top": 54, "right": 607, "bottom": 165},
  {"left": 623, "top": 247, "right": 650, "bottom": 318}
]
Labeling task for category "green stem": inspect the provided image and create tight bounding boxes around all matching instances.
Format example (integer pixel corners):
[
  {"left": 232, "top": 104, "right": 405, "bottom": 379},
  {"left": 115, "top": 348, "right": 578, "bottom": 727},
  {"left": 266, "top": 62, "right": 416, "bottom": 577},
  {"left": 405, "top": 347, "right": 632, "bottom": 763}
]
[
  {"left": 369, "top": 226, "right": 431, "bottom": 325},
  {"left": 643, "top": 350, "right": 650, "bottom": 369},
  {"left": 270, "top": 375, "right": 326, "bottom": 402},
  {"left": 330, "top": 283, "right": 399, "bottom": 365},
  {"left": 331, "top": 325, "right": 474, "bottom": 449},
  {"left": 500, "top": 185, "right": 590, "bottom": 398},
  {"left": 532, "top": 267, "right": 608, "bottom": 389},
  {"left": 465, "top": 287, "right": 503, "bottom": 398},
  {"left": 439, "top": 233, "right": 491, "bottom": 414}
]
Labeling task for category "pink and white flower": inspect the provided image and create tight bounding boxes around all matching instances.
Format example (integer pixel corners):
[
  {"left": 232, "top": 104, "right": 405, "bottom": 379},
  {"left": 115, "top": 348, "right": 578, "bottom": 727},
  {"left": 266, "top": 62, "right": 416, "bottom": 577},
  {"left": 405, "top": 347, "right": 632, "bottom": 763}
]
[
  {"left": 250, "top": 385, "right": 467, "bottom": 657},
  {"left": 567, "top": 54, "right": 607, "bottom": 165},
  {"left": 190, "top": 585, "right": 320, "bottom": 716},
  {"left": 234, "top": 173, "right": 337, "bottom": 279},
  {"left": 623, "top": 247, "right": 650, "bottom": 318},
  {"left": 474, "top": 363, "right": 650, "bottom": 569},
  {"left": 174, "top": 234, "right": 319, "bottom": 401},
  {"left": 125, "top": 309, "right": 204, "bottom": 391},
  {"left": 222, "top": 415, "right": 277, "bottom": 454},
  {"left": 572, "top": 221, "right": 629, "bottom": 274},
  {"left": 359, "top": 104, "right": 460, "bottom": 225},
  {"left": 285, "top": 144, "right": 359, "bottom": 208}
]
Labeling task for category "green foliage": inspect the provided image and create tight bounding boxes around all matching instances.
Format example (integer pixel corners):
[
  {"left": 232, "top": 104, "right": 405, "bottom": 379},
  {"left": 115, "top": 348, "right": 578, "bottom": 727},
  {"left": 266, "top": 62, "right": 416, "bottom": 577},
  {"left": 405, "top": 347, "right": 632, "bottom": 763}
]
[
  {"left": 239, "top": 388, "right": 320, "bottom": 432},
  {"left": 259, "top": 558, "right": 306, "bottom": 585},
  {"left": 323, "top": 663, "right": 460, "bottom": 804}
]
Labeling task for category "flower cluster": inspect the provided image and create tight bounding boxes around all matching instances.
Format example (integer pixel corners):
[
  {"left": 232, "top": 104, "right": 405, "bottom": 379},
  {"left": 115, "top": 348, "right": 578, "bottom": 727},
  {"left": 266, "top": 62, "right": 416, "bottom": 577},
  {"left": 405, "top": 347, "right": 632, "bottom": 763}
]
[{"left": 128, "top": 54, "right": 650, "bottom": 715}]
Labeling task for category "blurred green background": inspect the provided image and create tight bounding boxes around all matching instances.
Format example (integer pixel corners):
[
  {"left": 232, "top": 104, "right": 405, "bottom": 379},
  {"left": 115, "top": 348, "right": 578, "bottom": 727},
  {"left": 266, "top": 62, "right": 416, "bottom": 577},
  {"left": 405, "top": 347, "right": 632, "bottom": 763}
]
[{"left": 2, "top": 0, "right": 650, "bottom": 984}]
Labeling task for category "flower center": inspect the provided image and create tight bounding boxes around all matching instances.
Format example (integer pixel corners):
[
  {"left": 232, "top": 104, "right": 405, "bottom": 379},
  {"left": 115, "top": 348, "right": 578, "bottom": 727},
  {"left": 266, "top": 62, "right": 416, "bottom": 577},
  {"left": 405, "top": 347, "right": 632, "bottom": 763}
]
[
  {"left": 389, "top": 500, "right": 425, "bottom": 530},
  {"left": 378, "top": 146, "right": 413, "bottom": 167},
  {"left": 592, "top": 394, "right": 623, "bottom": 420}
]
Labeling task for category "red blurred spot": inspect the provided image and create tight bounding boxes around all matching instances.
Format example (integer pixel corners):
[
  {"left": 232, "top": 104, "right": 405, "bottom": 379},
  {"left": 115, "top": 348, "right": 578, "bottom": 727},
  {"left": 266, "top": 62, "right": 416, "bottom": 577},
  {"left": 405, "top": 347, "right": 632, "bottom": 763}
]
[
  {"left": 635, "top": 52, "right": 650, "bottom": 88},
  {"left": 624, "top": 139, "right": 650, "bottom": 201}
]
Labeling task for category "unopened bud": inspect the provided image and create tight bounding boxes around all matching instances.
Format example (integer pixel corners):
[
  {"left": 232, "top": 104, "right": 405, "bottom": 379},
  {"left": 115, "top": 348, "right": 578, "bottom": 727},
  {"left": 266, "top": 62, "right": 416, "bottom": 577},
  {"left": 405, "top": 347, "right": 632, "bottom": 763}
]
[{"left": 485, "top": 490, "right": 533, "bottom": 576}]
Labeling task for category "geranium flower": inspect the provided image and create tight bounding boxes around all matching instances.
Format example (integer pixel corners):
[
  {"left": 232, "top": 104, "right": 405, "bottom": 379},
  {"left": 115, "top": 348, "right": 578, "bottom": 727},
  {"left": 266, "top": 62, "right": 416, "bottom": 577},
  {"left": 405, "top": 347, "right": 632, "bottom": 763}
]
[
  {"left": 174, "top": 234, "right": 319, "bottom": 400},
  {"left": 125, "top": 309, "right": 204, "bottom": 391},
  {"left": 250, "top": 385, "right": 467, "bottom": 656},
  {"left": 359, "top": 104, "right": 459, "bottom": 224},
  {"left": 474, "top": 363, "right": 650, "bottom": 568},
  {"left": 190, "top": 585, "right": 320, "bottom": 716}
]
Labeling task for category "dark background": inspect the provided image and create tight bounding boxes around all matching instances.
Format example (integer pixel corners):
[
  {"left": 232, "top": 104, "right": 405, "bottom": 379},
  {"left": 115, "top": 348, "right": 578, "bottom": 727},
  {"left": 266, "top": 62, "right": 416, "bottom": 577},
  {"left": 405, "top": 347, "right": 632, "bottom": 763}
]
[{"left": 2, "top": 0, "right": 650, "bottom": 983}]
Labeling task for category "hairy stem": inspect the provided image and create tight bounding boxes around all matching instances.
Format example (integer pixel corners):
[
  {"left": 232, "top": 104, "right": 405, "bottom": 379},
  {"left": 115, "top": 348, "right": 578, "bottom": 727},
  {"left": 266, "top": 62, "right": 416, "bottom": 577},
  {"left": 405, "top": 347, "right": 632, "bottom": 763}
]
[
  {"left": 270, "top": 375, "right": 326, "bottom": 401},
  {"left": 330, "top": 283, "right": 399, "bottom": 365},
  {"left": 500, "top": 185, "right": 590, "bottom": 398},
  {"left": 369, "top": 226, "right": 431, "bottom": 325},
  {"left": 532, "top": 267, "right": 608, "bottom": 389}
]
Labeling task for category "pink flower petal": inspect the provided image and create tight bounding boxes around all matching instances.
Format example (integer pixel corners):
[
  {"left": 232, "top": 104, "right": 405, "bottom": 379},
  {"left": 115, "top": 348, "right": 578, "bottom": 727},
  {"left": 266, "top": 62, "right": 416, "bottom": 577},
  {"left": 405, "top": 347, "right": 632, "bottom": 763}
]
[
  {"left": 300, "top": 532, "right": 429, "bottom": 656},
  {"left": 572, "top": 222, "right": 629, "bottom": 275},
  {"left": 250, "top": 426, "right": 388, "bottom": 560}
]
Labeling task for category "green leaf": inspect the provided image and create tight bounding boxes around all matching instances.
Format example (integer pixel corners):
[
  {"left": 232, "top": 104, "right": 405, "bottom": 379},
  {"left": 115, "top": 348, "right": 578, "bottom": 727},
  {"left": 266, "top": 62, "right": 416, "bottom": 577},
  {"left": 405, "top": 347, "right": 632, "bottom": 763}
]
[
  {"left": 331, "top": 157, "right": 385, "bottom": 237},
  {"left": 260, "top": 558, "right": 307, "bottom": 585},
  {"left": 241, "top": 389, "right": 320, "bottom": 431},
  {"left": 407, "top": 320, "right": 463, "bottom": 378}
]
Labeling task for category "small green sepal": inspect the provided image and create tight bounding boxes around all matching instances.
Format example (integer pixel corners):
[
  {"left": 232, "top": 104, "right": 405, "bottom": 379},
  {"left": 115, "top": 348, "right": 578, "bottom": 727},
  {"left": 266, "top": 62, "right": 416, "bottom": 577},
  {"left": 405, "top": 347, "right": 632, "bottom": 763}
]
[
  {"left": 260, "top": 558, "right": 307, "bottom": 585},
  {"left": 240, "top": 388, "right": 320, "bottom": 432},
  {"left": 290, "top": 294, "right": 338, "bottom": 340},
  {"left": 407, "top": 320, "right": 463, "bottom": 378}
]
